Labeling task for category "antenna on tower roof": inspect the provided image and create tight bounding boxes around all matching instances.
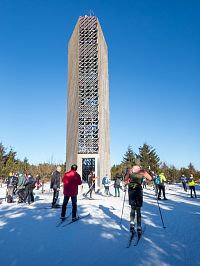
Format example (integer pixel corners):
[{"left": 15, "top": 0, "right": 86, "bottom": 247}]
[{"left": 89, "top": 10, "right": 94, "bottom": 16}]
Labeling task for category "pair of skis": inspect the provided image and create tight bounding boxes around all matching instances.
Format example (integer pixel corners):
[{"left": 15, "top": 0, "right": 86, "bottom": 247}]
[
  {"left": 56, "top": 213, "right": 90, "bottom": 227},
  {"left": 126, "top": 226, "right": 145, "bottom": 248}
]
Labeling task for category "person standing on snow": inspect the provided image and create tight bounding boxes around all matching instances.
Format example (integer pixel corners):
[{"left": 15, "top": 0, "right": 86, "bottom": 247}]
[
  {"left": 180, "top": 174, "right": 187, "bottom": 192},
  {"left": 50, "top": 166, "right": 62, "bottom": 208},
  {"left": 102, "top": 174, "right": 110, "bottom": 196},
  {"left": 188, "top": 174, "right": 196, "bottom": 198},
  {"left": 61, "top": 164, "right": 82, "bottom": 221},
  {"left": 24, "top": 173, "right": 35, "bottom": 204},
  {"left": 17, "top": 172, "right": 26, "bottom": 203},
  {"left": 124, "top": 165, "right": 152, "bottom": 233},
  {"left": 113, "top": 173, "right": 122, "bottom": 197},
  {"left": 84, "top": 171, "right": 95, "bottom": 198},
  {"left": 157, "top": 173, "right": 167, "bottom": 200}
]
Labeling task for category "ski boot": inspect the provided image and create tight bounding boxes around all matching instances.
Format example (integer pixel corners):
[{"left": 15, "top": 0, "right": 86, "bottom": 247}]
[
  {"left": 130, "top": 221, "right": 135, "bottom": 233},
  {"left": 137, "top": 225, "right": 142, "bottom": 236},
  {"left": 60, "top": 216, "right": 66, "bottom": 222},
  {"left": 72, "top": 217, "right": 79, "bottom": 222}
]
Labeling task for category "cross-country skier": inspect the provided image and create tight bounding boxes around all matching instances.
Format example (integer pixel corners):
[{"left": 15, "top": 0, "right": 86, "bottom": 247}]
[
  {"left": 84, "top": 171, "right": 95, "bottom": 198},
  {"left": 157, "top": 173, "right": 167, "bottom": 200},
  {"left": 124, "top": 165, "right": 152, "bottom": 233},
  {"left": 61, "top": 164, "right": 82, "bottom": 221},
  {"left": 188, "top": 174, "right": 196, "bottom": 198},
  {"left": 180, "top": 174, "right": 187, "bottom": 192}
]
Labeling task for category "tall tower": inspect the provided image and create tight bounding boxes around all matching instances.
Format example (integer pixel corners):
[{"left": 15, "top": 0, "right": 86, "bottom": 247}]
[{"left": 66, "top": 16, "right": 110, "bottom": 188}]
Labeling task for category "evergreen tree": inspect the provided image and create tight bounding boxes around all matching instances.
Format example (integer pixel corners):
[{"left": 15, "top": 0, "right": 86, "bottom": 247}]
[
  {"left": 3, "top": 147, "right": 18, "bottom": 176},
  {"left": 188, "top": 162, "right": 196, "bottom": 174},
  {"left": 0, "top": 143, "right": 6, "bottom": 176},
  {"left": 138, "top": 143, "right": 160, "bottom": 173},
  {"left": 121, "top": 145, "right": 136, "bottom": 168}
]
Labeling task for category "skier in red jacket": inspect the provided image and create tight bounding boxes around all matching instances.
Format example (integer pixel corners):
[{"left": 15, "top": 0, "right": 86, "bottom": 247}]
[{"left": 61, "top": 164, "right": 82, "bottom": 221}]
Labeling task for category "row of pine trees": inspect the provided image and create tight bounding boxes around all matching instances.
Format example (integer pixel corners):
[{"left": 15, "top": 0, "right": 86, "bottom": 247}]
[
  {"left": 0, "top": 142, "right": 199, "bottom": 183},
  {"left": 111, "top": 144, "right": 200, "bottom": 183},
  {"left": 0, "top": 143, "right": 65, "bottom": 181}
]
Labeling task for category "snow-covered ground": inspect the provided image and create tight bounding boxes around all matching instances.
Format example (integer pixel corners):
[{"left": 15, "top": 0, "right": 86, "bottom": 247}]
[{"left": 0, "top": 182, "right": 200, "bottom": 266}]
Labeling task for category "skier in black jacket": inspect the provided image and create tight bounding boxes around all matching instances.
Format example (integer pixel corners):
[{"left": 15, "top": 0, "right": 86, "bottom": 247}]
[{"left": 50, "top": 166, "right": 61, "bottom": 208}]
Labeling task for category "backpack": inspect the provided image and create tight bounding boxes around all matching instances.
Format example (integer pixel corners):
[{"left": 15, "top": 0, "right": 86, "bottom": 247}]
[
  {"left": 24, "top": 176, "right": 35, "bottom": 186},
  {"left": 102, "top": 176, "right": 109, "bottom": 186},
  {"left": 155, "top": 176, "right": 160, "bottom": 185}
]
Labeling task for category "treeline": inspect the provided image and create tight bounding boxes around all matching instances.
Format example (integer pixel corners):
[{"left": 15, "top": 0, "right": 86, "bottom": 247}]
[
  {"left": 111, "top": 143, "right": 200, "bottom": 183},
  {"left": 1, "top": 142, "right": 199, "bottom": 183},
  {"left": 0, "top": 143, "right": 65, "bottom": 181}
]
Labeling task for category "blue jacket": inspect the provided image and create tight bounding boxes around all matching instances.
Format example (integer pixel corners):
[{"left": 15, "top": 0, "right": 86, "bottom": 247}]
[
  {"left": 180, "top": 175, "right": 187, "bottom": 182},
  {"left": 102, "top": 176, "right": 110, "bottom": 186}
]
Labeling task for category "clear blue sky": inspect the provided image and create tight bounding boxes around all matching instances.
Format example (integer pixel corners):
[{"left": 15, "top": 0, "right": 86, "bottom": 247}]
[{"left": 0, "top": 0, "right": 199, "bottom": 169}]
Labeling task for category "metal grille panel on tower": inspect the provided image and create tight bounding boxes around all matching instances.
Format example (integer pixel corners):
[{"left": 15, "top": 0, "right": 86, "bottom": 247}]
[{"left": 78, "top": 16, "right": 99, "bottom": 154}]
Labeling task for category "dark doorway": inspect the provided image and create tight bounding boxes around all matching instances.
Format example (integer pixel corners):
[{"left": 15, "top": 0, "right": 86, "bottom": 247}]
[{"left": 82, "top": 158, "right": 95, "bottom": 181}]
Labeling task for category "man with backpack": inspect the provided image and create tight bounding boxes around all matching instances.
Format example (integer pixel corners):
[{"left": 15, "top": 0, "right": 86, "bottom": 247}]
[
  {"left": 157, "top": 173, "right": 167, "bottom": 200},
  {"left": 102, "top": 174, "right": 110, "bottom": 196}
]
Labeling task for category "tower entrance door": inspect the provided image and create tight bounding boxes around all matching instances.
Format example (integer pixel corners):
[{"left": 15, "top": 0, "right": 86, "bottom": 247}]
[{"left": 82, "top": 158, "right": 95, "bottom": 182}]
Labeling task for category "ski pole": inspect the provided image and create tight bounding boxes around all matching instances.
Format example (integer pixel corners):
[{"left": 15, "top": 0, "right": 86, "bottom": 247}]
[
  {"left": 156, "top": 198, "right": 166, "bottom": 229},
  {"left": 120, "top": 187, "right": 127, "bottom": 224}
]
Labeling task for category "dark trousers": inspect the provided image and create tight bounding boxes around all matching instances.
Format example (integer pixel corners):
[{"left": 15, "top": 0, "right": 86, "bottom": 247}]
[
  {"left": 114, "top": 187, "right": 120, "bottom": 197},
  {"left": 142, "top": 182, "right": 147, "bottom": 189},
  {"left": 18, "top": 189, "right": 25, "bottom": 203},
  {"left": 158, "top": 184, "right": 166, "bottom": 199},
  {"left": 182, "top": 182, "right": 187, "bottom": 192},
  {"left": 24, "top": 186, "right": 34, "bottom": 204},
  {"left": 130, "top": 206, "right": 141, "bottom": 227},
  {"left": 189, "top": 186, "right": 196, "bottom": 198},
  {"left": 85, "top": 183, "right": 94, "bottom": 198},
  {"left": 104, "top": 186, "right": 110, "bottom": 195},
  {"left": 154, "top": 185, "right": 158, "bottom": 196},
  {"left": 61, "top": 196, "right": 77, "bottom": 219},
  {"left": 52, "top": 188, "right": 59, "bottom": 206}
]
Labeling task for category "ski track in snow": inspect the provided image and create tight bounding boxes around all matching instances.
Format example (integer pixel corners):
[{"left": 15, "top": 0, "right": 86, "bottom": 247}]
[{"left": 0, "top": 183, "right": 200, "bottom": 266}]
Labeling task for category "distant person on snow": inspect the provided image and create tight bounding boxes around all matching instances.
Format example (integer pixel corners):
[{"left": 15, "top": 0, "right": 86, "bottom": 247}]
[
  {"left": 17, "top": 172, "right": 26, "bottom": 203},
  {"left": 24, "top": 173, "right": 35, "bottom": 204},
  {"left": 113, "top": 173, "right": 122, "bottom": 197},
  {"left": 84, "top": 171, "right": 95, "bottom": 198},
  {"left": 157, "top": 173, "right": 167, "bottom": 200},
  {"left": 50, "top": 166, "right": 62, "bottom": 208},
  {"left": 142, "top": 176, "right": 147, "bottom": 189},
  {"left": 61, "top": 164, "right": 82, "bottom": 221},
  {"left": 180, "top": 174, "right": 187, "bottom": 192},
  {"left": 124, "top": 165, "right": 152, "bottom": 233},
  {"left": 153, "top": 174, "right": 160, "bottom": 197},
  {"left": 188, "top": 174, "right": 196, "bottom": 198},
  {"left": 102, "top": 174, "right": 110, "bottom": 196}
]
